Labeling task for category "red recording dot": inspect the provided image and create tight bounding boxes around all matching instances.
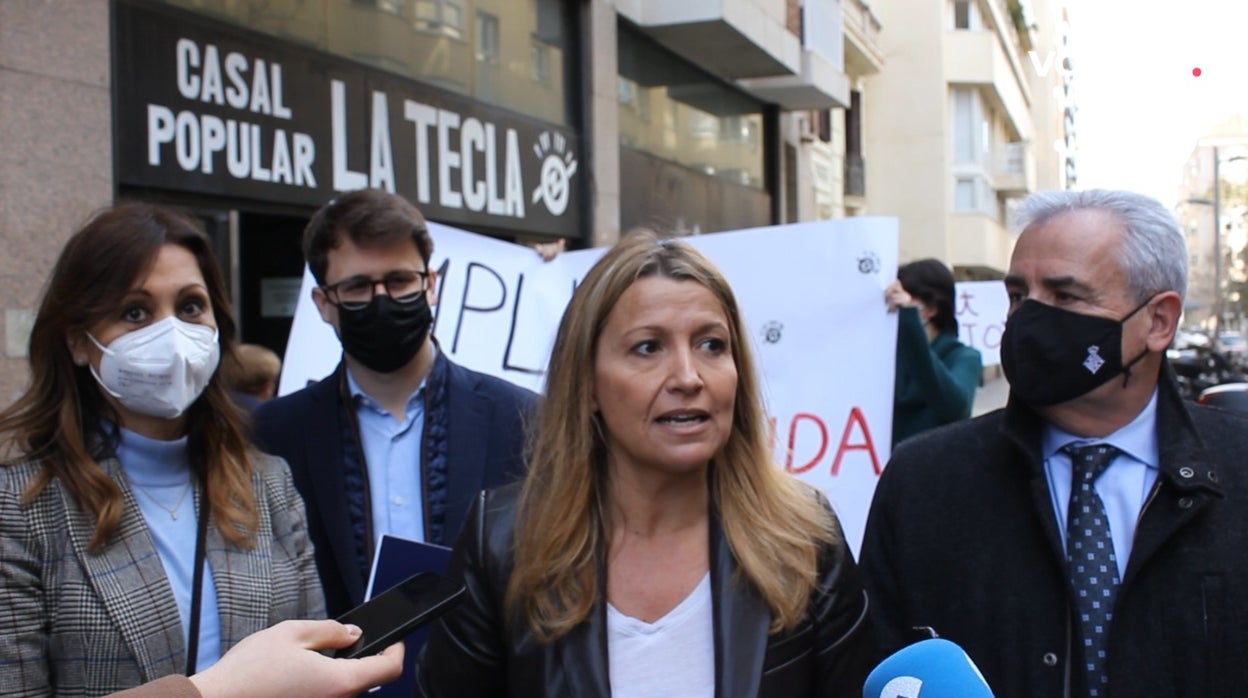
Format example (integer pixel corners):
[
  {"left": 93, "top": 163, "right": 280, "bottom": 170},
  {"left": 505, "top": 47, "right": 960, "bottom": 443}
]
[{"left": 1193, "top": 67, "right": 1203, "bottom": 77}]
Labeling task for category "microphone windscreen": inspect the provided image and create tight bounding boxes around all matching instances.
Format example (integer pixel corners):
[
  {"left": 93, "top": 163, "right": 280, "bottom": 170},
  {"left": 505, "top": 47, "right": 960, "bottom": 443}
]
[{"left": 862, "top": 638, "right": 994, "bottom": 698}]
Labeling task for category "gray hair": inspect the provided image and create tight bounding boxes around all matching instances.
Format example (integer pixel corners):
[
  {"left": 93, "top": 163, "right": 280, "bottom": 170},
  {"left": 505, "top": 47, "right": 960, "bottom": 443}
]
[{"left": 1010, "top": 189, "right": 1188, "bottom": 303}]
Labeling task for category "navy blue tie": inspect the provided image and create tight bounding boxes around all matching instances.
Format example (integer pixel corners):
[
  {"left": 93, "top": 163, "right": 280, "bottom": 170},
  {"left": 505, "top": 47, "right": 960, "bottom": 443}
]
[{"left": 1062, "top": 443, "right": 1122, "bottom": 698}]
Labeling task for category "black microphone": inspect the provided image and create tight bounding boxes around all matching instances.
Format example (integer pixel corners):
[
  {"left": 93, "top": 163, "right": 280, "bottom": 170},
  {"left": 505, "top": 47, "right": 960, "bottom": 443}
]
[{"left": 862, "top": 638, "right": 995, "bottom": 698}]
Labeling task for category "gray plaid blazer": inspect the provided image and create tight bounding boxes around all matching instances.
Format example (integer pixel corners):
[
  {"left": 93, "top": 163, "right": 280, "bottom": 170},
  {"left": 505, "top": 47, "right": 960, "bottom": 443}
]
[{"left": 0, "top": 452, "right": 325, "bottom": 697}]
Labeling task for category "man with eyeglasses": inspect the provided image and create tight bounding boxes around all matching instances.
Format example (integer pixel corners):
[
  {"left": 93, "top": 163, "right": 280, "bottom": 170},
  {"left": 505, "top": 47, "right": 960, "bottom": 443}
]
[{"left": 252, "top": 188, "right": 537, "bottom": 617}]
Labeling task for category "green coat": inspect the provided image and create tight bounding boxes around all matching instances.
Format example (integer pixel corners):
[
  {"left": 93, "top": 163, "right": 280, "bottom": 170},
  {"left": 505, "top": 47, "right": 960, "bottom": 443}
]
[{"left": 892, "top": 306, "right": 983, "bottom": 446}]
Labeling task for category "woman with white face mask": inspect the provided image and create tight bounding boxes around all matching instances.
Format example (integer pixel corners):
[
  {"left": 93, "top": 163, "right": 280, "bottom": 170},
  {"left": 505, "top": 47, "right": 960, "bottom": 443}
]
[{"left": 0, "top": 203, "right": 325, "bottom": 697}]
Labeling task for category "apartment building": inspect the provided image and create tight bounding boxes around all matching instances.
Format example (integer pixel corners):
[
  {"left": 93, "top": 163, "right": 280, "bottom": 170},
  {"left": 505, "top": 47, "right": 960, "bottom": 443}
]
[
  {"left": 1174, "top": 119, "right": 1248, "bottom": 330},
  {"left": 0, "top": 0, "right": 852, "bottom": 401},
  {"left": 861, "top": 0, "right": 1071, "bottom": 276},
  {"left": 783, "top": 0, "right": 883, "bottom": 222}
]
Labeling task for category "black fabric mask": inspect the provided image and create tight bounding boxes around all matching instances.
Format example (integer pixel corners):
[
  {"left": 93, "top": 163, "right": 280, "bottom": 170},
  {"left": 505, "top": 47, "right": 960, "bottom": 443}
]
[
  {"left": 336, "top": 293, "right": 433, "bottom": 374},
  {"left": 1000, "top": 298, "right": 1152, "bottom": 407}
]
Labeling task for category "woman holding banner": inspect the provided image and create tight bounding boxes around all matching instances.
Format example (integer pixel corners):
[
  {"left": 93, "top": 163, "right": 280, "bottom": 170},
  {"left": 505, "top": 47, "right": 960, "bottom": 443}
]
[
  {"left": 886, "top": 258, "right": 983, "bottom": 446},
  {"left": 416, "top": 231, "right": 873, "bottom": 696},
  {"left": 0, "top": 202, "right": 323, "bottom": 696}
]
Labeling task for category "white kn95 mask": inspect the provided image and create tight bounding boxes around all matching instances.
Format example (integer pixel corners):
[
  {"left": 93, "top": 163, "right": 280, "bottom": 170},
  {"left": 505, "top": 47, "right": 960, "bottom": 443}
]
[{"left": 87, "top": 316, "right": 221, "bottom": 419}]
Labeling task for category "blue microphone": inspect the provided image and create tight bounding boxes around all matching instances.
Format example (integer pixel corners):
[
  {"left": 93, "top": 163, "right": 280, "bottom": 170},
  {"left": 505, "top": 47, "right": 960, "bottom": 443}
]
[{"left": 863, "top": 638, "right": 994, "bottom": 698}]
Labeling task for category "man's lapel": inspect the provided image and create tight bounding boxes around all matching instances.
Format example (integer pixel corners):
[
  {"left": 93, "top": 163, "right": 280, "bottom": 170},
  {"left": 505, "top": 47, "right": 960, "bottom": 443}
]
[
  {"left": 441, "top": 360, "right": 489, "bottom": 539},
  {"left": 308, "top": 368, "right": 367, "bottom": 601},
  {"left": 1124, "top": 377, "right": 1223, "bottom": 586}
]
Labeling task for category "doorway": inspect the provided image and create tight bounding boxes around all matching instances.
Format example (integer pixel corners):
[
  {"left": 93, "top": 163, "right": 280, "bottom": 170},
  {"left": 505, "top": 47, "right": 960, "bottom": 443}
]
[{"left": 236, "top": 212, "right": 308, "bottom": 360}]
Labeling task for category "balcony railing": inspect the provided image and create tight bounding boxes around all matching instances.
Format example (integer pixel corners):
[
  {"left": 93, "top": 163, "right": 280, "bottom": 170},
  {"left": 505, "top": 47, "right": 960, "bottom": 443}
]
[
  {"left": 842, "top": 0, "right": 883, "bottom": 51},
  {"left": 995, "top": 141, "right": 1035, "bottom": 195}
]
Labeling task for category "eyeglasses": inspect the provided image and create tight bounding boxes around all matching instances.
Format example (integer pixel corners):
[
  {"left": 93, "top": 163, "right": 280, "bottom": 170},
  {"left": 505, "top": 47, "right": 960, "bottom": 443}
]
[{"left": 321, "top": 270, "right": 430, "bottom": 310}]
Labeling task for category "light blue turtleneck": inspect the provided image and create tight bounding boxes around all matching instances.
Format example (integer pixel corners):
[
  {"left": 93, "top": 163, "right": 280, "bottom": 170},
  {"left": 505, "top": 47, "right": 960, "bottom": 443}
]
[{"left": 117, "top": 427, "right": 222, "bottom": 672}]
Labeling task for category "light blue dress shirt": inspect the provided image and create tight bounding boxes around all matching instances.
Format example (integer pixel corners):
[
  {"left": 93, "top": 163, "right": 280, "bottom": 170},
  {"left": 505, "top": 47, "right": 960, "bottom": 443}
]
[
  {"left": 117, "top": 428, "right": 222, "bottom": 671},
  {"left": 1042, "top": 389, "right": 1161, "bottom": 579},
  {"left": 347, "top": 368, "right": 428, "bottom": 545}
]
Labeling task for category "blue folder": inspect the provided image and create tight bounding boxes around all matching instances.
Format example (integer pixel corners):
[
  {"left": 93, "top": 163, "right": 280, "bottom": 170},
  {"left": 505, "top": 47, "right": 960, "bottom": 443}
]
[{"left": 363, "top": 535, "right": 453, "bottom": 697}]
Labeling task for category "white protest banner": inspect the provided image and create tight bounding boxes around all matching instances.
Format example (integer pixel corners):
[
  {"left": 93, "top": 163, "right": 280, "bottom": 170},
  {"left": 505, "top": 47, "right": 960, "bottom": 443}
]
[
  {"left": 278, "top": 221, "right": 592, "bottom": 396},
  {"left": 279, "top": 218, "right": 899, "bottom": 552},
  {"left": 955, "top": 280, "right": 1009, "bottom": 366}
]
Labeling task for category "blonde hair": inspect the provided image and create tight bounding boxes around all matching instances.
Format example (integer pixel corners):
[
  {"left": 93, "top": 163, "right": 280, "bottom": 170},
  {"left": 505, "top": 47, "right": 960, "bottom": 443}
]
[{"left": 506, "top": 230, "right": 838, "bottom": 641}]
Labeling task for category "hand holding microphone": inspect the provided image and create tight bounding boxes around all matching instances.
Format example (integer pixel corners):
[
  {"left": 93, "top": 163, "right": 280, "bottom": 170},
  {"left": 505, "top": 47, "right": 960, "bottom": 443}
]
[{"left": 863, "top": 638, "right": 994, "bottom": 698}]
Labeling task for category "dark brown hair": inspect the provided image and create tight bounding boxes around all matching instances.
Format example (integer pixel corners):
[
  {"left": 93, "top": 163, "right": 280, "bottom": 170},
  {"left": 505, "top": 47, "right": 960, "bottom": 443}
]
[
  {"left": 0, "top": 202, "right": 259, "bottom": 551},
  {"left": 303, "top": 188, "right": 433, "bottom": 284},
  {"left": 899, "top": 258, "right": 959, "bottom": 336}
]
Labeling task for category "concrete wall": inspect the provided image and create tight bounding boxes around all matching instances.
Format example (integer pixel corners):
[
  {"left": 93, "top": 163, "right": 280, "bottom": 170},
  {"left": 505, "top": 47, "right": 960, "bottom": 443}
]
[
  {"left": 864, "top": 0, "right": 950, "bottom": 264},
  {"left": 588, "top": 0, "right": 622, "bottom": 247},
  {"left": 0, "top": 0, "right": 114, "bottom": 404}
]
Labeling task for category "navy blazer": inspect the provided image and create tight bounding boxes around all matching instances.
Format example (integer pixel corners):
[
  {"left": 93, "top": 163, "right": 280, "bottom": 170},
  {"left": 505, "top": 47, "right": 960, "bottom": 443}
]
[{"left": 252, "top": 354, "right": 536, "bottom": 616}]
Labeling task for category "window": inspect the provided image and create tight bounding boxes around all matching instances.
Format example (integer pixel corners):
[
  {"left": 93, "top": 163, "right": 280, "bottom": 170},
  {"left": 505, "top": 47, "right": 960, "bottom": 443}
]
[
  {"left": 951, "top": 87, "right": 990, "bottom": 167},
  {"left": 689, "top": 112, "right": 718, "bottom": 140},
  {"left": 618, "top": 78, "right": 636, "bottom": 107},
  {"left": 413, "top": 0, "right": 464, "bottom": 39},
  {"left": 475, "top": 11, "right": 499, "bottom": 63},
  {"left": 845, "top": 91, "right": 862, "bottom": 154},
  {"left": 160, "top": 0, "right": 575, "bottom": 125},
  {"left": 720, "top": 115, "right": 753, "bottom": 143},
  {"left": 952, "top": 88, "right": 976, "bottom": 163},
  {"left": 955, "top": 176, "right": 977, "bottom": 211},
  {"left": 352, "top": 0, "right": 404, "bottom": 14},
  {"left": 617, "top": 22, "right": 765, "bottom": 192},
  {"left": 954, "top": 174, "right": 995, "bottom": 216},
  {"left": 952, "top": 0, "right": 980, "bottom": 30},
  {"left": 443, "top": 2, "right": 463, "bottom": 31},
  {"left": 982, "top": 117, "right": 992, "bottom": 166},
  {"left": 530, "top": 40, "right": 551, "bottom": 83},
  {"left": 817, "top": 109, "right": 833, "bottom": 143}
]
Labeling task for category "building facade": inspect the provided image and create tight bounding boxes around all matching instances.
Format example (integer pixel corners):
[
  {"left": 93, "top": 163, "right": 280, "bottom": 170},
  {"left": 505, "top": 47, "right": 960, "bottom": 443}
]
[
  {"left": 784, "top": 0, "right": 883, "bottom": 223},
  {"left": 0, "top": 0, "right": 850, "bottom": 402},
  {"left": 858, "top": 0, "right": 1071, "bottom": 278},
  {"left": 1174, "top": 121, "right": 1248, "bottom": 332}
]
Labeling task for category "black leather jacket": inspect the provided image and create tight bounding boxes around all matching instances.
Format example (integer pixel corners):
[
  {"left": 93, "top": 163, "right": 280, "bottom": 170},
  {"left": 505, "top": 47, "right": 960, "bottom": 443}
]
[{"left": 416, "top": 483, "right": 874, "bottom": 697}]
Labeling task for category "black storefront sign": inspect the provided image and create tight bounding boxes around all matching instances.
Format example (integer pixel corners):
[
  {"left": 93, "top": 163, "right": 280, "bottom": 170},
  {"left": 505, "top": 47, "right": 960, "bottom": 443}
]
[{"left": 113, "top": 0, "right": 582, "bottom": 238}]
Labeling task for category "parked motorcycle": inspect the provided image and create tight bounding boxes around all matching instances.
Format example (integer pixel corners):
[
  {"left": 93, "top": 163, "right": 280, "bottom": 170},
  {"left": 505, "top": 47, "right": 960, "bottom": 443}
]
[{"left": 1169, "top": 345, "right": 1247, "bottom": 402}]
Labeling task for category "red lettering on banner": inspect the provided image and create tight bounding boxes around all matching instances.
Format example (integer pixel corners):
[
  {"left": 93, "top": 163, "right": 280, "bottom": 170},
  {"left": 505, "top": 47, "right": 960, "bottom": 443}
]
[
  {"left": 778, "top": 408, "right": 882, "bottom": 477},
  {"left": 832, "top": 407, "right": 882, "bottom": 475},
  {"left": 786, "top": 413, "right": 829, "bottom": 474}
]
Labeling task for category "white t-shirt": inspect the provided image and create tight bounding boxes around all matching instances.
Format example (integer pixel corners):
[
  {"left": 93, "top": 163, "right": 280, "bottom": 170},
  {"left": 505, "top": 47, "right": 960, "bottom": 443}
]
[{"left": 607, "top": 572, "right": 715, "bottom": 698}]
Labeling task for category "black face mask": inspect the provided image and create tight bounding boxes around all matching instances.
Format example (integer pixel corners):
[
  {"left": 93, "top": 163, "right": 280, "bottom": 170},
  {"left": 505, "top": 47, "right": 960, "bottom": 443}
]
[
  {"left": 336, "top": 293, "right": 433, "bottom": 374},
  {"left": 1000, "top": 298, "right": 1152, "bottom": 407}
]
